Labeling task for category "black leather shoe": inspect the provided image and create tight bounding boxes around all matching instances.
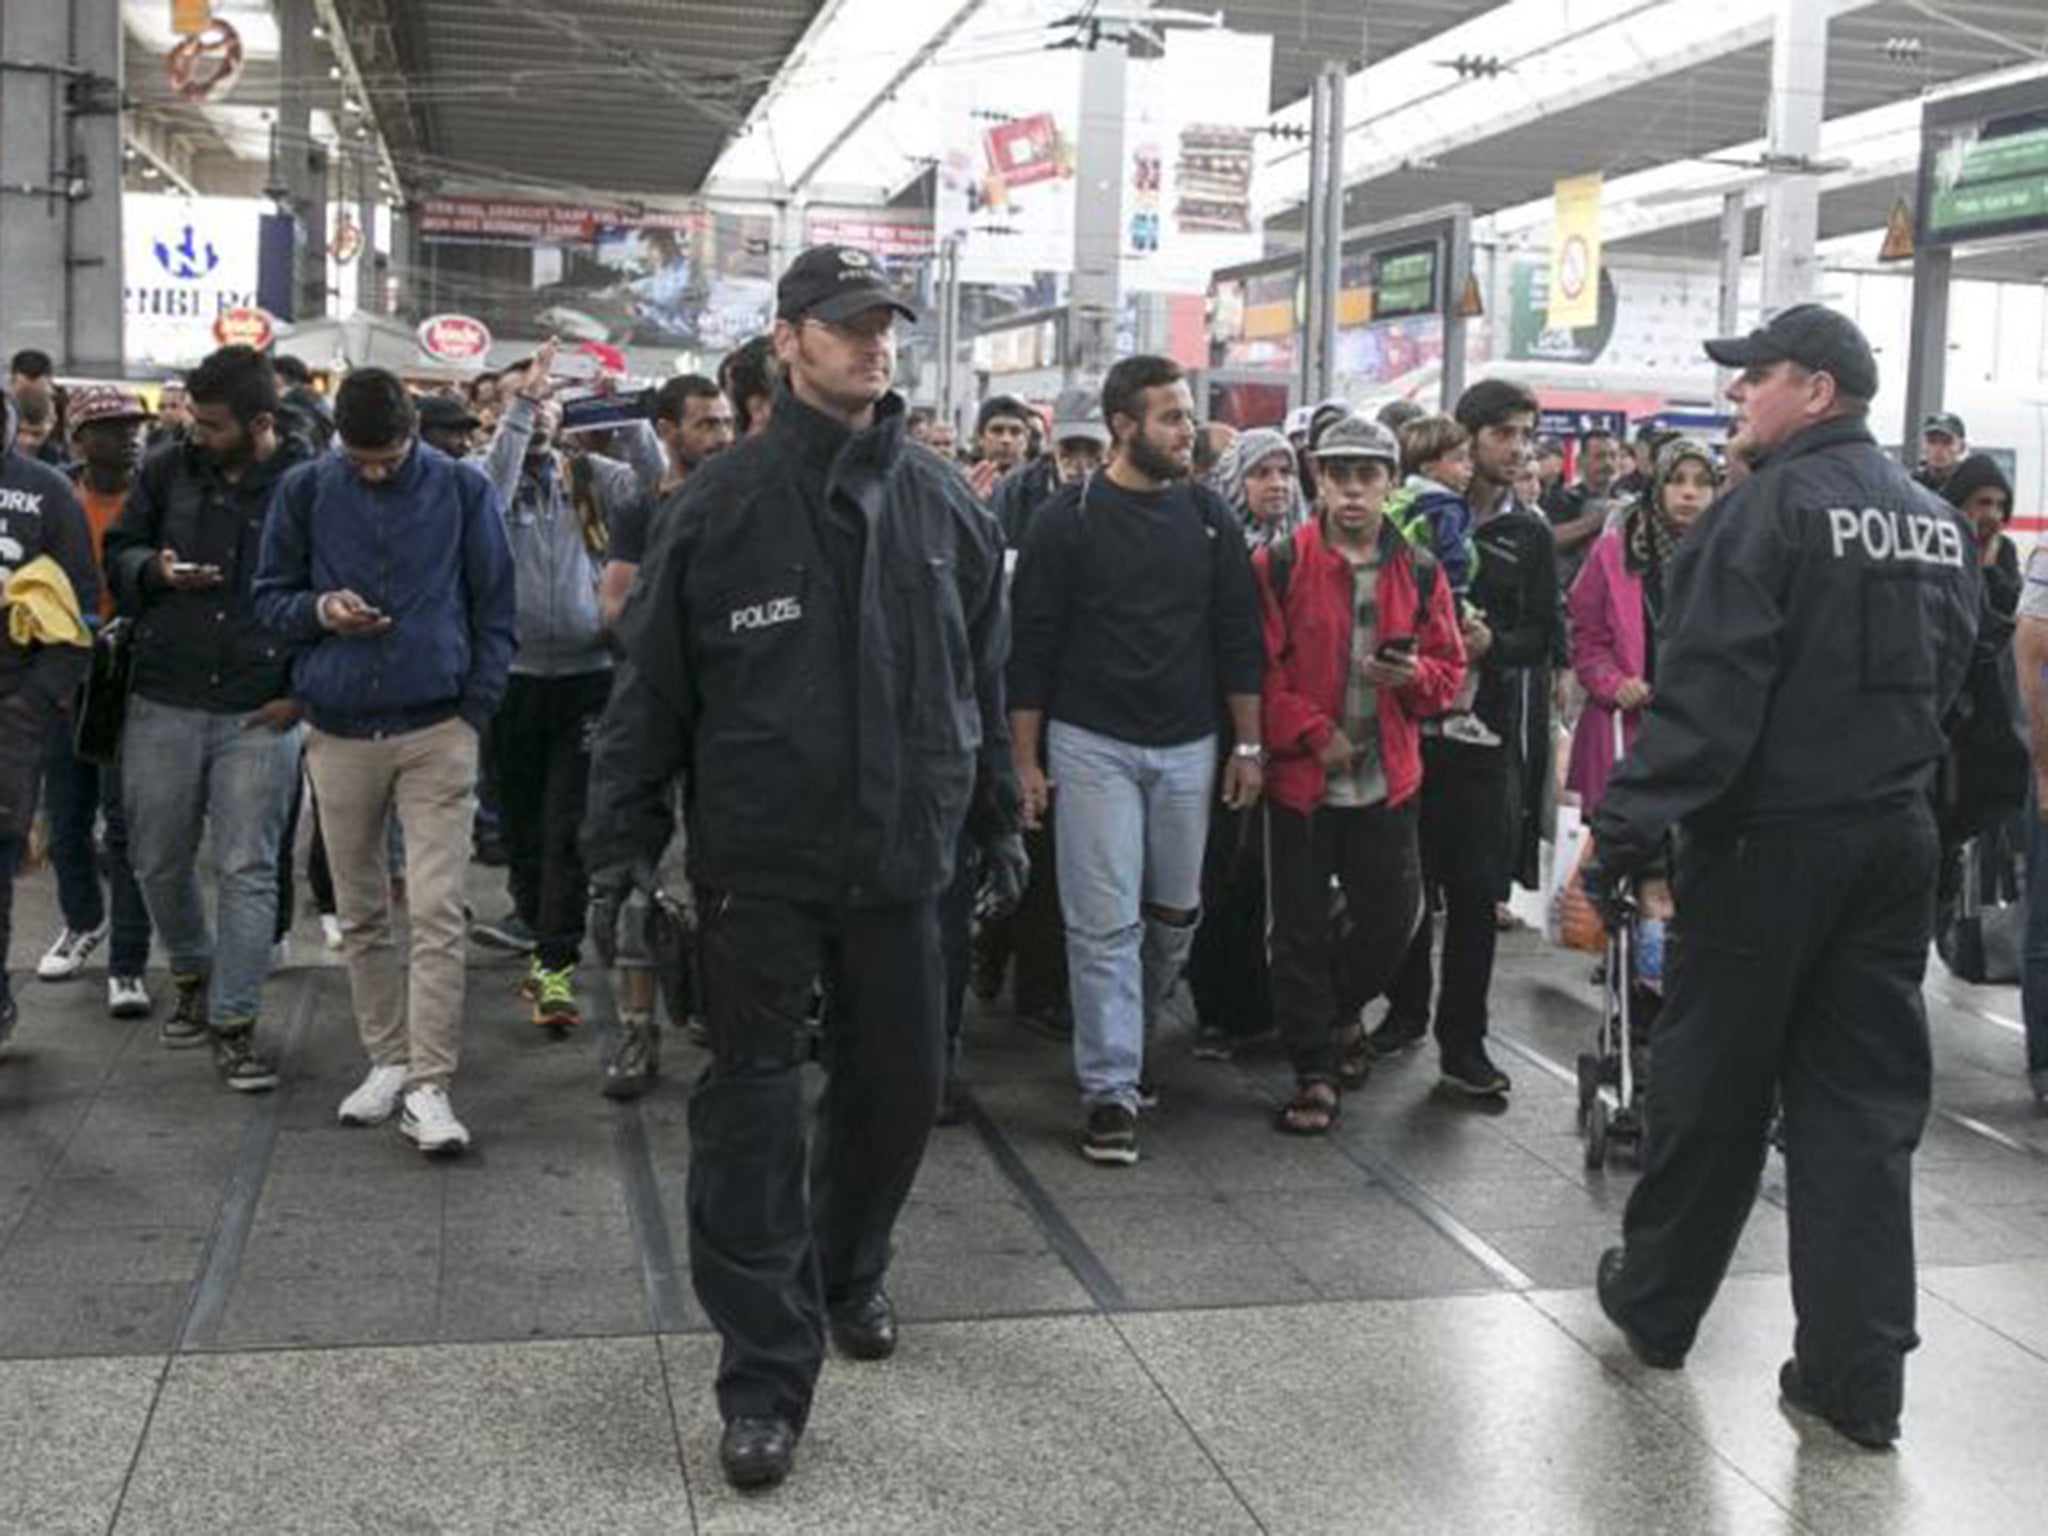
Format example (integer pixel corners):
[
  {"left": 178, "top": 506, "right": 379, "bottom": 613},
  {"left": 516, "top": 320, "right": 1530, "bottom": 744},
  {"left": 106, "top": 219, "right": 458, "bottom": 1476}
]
[
  {"left": 719, "top": 1416, "right": 797, "bottom": 1490},
  {"left": 1596, "top": 1247, "right": 1686, "bottom": 1370},
  {"left": 828, "top": 1289, "right": 898, "bottom": 1361},
  {"left": 1778, "top": 1359, "right": 1898, "bottom": 1450}
]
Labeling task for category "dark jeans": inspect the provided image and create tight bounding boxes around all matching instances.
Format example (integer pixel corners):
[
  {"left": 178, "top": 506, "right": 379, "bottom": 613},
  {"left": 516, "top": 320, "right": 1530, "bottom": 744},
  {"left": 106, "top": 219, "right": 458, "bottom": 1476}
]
[
  {"left": 1268, "top": 799, "right": 1422, "bottom": 1080},
  {"left": 0, "top": 835, "right": 20, "bottom": 1004},
  {"left": 42, "top": 725, "right": 151, "bottom": 975},
  {"left": 1604, "top": 811, "right": 1936, "bottom": 1428},
  {"left": 488, "top": 670, "right": 611, "bottom": 969},
  {"left": 1387, "top": 739, "right": 1512, "bottom": 1059},
  {"left": 1189, "top": 802, "right": 1272, "bottom": 1044},
  {"left": 275, "top": 770, "right": 337, "bottom": 941},
  {"left": 688, "top": 892, "right": 944, "bottom": 1429},
  {"left": 2023, "top": 803, "right": 2048, "bottom": 1075}
]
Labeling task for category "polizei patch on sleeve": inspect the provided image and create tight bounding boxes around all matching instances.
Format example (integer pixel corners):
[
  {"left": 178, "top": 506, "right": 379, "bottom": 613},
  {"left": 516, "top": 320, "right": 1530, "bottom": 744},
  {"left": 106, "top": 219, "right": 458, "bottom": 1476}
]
[
  {"left": 730, "top": 594, "right": 804, "bottom": 632},
  {"left": 1826, "top": 506, "right": 1966, "bottom": 569}
]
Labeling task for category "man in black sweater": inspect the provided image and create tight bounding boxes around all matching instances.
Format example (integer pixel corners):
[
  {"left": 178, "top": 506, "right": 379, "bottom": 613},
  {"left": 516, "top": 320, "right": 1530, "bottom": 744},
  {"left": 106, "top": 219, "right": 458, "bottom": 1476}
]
[{"left": 1008, "top": 354, "right": 1266, "bottom": 1167}]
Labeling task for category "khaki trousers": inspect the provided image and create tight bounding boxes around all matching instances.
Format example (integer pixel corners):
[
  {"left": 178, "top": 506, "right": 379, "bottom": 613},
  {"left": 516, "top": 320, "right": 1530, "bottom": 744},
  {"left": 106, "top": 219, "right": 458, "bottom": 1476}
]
[{"left": 305, "top": 716, "right": 477, "bottom": 1088}]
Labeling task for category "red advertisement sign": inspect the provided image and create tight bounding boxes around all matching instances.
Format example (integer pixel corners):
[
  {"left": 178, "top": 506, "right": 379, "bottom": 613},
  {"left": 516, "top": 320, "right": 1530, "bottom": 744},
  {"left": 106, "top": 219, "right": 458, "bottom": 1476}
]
[
  {"left": 211, "top": 305, "right": 273, "bottom": 350},
  {"left": 418, "top": 197, "right": 698, "bottom": 244},
  {"left": 984, "top": 113, "right": 1064, "bottom": 191},
  {"left": 417, "top": 313, "right": 493, "bottom": 363}
]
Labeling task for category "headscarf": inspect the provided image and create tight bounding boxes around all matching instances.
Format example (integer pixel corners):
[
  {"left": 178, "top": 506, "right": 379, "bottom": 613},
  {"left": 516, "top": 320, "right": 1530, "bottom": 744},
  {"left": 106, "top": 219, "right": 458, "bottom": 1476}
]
[
  {"left": 1626, "top": 436, "right": 1717, "bottom": 576},
  {"left": 1213, "top": 427, "right": 1302, "bottom": 548}
]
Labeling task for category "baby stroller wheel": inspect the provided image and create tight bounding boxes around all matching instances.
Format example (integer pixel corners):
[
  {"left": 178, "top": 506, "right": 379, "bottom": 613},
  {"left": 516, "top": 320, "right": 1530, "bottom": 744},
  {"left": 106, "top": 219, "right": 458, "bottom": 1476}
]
[
  {"left": 1585, "top": 1097, "right": 1611, "bottom": 1170},
  {"left": 1576, "top": 1053, "right": 1600, "bottom": 1130}
]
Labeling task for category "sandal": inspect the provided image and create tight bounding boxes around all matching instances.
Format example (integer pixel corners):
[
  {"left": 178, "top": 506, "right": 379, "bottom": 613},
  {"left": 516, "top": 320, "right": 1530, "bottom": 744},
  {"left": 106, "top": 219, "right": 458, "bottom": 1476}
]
[
  {"left": 1275, "top": 1079, "right": 1341, "bottom": 1136},
  {"left": 1336, "top": 1023, "right": 1373, "bottom": 1089}
]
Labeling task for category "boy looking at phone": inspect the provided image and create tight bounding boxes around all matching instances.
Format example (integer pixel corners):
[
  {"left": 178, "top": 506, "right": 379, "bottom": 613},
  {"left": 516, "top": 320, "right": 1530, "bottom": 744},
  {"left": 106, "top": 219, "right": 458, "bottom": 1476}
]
[
  {"left": 256, "top": 367, "right": 516, "bottom": 1154},
  {"left": 1252, "top": 415, "right": 1466, "bottom": 1134}
]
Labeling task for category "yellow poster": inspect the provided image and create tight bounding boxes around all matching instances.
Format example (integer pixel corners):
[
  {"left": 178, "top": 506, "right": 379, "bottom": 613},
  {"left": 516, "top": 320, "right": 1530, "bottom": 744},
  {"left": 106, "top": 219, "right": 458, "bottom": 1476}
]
[
  {"left": 171, "top": 0, "right": 212, "bottom": 33},
  {"left": 1548, "top": 173, "right": 1603, "bottom": 330}
]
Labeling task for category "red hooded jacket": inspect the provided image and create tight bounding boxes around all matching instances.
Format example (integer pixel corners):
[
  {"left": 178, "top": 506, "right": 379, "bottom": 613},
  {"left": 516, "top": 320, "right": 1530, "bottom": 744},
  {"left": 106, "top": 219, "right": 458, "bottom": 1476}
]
[{"left": 1254, "top": 516, "right": 1467, "bottom": 814}]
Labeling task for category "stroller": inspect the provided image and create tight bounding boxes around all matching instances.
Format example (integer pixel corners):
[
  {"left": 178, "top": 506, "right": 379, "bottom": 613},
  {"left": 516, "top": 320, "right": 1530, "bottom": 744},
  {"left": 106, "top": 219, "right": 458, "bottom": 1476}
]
[{"left": 1575, "top": 888, "right": 1665, "bottom": 1170}]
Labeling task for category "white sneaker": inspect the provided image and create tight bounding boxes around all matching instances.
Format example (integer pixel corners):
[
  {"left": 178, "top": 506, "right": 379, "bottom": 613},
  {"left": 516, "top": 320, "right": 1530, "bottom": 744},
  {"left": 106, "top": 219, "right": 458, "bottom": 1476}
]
[
  {"left": 1440, "top": 712, "right": 1503, "bottom": 748},
  {"left": 320, "top": 913, "right": 344, "bottom": 950},
  {"left": 338, "top": 1063, "right": 409, "bottom": 1126},
  {"left": 38, "top": 922, "right": 110, "bottom": 980},
  {"left": 107, "top": 975, "right": 152, "bottom": 1019},
  {"left": 399, "top": 1084, "right": 472, "bottom": 1156}
]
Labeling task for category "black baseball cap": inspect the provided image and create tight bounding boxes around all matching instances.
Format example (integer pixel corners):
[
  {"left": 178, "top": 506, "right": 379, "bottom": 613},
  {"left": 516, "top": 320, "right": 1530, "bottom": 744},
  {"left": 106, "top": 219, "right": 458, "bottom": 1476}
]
[
  {"left": 418, "top": 394, "right": 481, "bottom": 433},
  {"left": 776, "top": 245, "right": 917, "bottom": 326},
  {"left": 1921, "top": 411, "right": 1966, "bottom": 441},
  {"left": 1702, "top": 303, "right": 1879, "bottom": 400}
]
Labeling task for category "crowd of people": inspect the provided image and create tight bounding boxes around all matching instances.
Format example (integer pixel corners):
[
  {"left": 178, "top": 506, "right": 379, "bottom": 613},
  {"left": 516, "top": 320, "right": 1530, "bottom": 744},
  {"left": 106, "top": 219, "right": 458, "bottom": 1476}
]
[{"left": 0, "top": 248, "right": 2029, "bottom": 1483}]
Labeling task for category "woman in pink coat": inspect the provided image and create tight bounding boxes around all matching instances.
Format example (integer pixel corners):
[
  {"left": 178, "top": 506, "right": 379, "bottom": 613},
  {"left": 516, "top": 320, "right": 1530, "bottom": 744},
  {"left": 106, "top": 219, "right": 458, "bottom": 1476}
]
[{"left": 1567, "top": 438, "right": 1721, "bottom": 814}]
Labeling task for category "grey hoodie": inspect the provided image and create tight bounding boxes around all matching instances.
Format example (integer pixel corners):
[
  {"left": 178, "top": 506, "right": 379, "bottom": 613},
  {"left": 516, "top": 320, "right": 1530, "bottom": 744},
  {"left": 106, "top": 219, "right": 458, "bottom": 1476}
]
[{"left": 483, "top": 397, "right": 662, "bottom": 677}]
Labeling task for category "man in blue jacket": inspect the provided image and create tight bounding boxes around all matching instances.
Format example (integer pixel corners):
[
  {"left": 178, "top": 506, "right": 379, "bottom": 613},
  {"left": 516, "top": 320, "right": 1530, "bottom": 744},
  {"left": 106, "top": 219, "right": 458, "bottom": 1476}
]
[{"left": 256, "top": 367, "right": 516, "bottom": 1155}]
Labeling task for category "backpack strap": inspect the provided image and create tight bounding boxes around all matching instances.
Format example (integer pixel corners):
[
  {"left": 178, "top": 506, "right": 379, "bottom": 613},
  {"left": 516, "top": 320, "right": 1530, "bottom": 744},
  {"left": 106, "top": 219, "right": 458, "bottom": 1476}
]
[{"left": 1266, "top": 531, "right": 1295, "bottom": 606}]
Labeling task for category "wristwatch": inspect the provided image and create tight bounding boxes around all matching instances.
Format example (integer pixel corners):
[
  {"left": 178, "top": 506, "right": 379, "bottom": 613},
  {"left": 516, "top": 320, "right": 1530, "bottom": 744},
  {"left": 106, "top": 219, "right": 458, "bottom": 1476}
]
[{"left": 1232, "top": 741, "right": 1265, "bottom": 764}]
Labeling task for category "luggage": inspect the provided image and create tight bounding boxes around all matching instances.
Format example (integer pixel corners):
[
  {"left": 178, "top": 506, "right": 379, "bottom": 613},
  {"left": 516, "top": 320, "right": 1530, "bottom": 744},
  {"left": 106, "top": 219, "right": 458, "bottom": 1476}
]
[{"left": 1939, "top": 827, "right": 2025, "bottom": 985}]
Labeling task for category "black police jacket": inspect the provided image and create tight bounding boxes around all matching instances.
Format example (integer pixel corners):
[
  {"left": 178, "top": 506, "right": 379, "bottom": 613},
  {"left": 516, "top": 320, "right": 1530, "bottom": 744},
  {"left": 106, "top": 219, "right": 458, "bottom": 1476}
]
[
  {"left": 581, "top": 388, "right": 1018, "bottom": 907},
  {"left": 1592, "top": 414, "right": 1980, "bottom": 872},
  {"left": 104, "top": 435, "right": 311, "bottom": 714}
]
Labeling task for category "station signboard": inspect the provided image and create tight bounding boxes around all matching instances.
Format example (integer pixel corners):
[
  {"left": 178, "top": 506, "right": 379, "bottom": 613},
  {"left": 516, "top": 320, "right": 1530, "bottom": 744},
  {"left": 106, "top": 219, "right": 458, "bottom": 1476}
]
[{"left": 1916, "top": 78, "right": 2048, "bottom": 249}]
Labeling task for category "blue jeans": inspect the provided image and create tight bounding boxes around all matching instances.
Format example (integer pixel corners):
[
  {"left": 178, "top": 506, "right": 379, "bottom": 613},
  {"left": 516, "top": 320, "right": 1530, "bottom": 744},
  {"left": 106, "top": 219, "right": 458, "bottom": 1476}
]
[
  {"left": 123, "top": 696, "right": 301, "bottom": 1027},
  {"left": 1047, "top": 722, "right": 1216, "bottom": 1112},
  {"left": 2024, "top": 805, "right": 2048, "bottom": 1075},
  {"left": 42, "top": 725, "right": 152, "bottom": 976}
]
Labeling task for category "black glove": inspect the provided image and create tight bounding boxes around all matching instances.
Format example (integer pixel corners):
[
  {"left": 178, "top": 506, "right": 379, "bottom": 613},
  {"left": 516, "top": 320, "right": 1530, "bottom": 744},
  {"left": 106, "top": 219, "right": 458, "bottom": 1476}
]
[
  {"left": 587, "top": 858, "right": 655, "bottom": 969},
  {"left": 1576, "top": 850, "right": 1632, "bottom": 934},
  {"left": 974, "top": 833, "right": 1030, "bottom": 922}
]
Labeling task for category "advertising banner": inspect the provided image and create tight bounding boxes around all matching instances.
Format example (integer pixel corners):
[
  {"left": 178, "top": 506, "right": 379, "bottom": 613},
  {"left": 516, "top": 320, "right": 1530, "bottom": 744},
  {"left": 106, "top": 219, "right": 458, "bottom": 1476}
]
[
  {"left": 1548, "top": 174, "right": 1604, "bottom": 331},
  {"left": 420, "top": 198, "right": 774, "bottom": 350},
  {"left": 124, "top": 192, "right": 262, "bottom": 369},
  {"left": 1121, "top": 30, "right": 1272, "bottom": 294}
]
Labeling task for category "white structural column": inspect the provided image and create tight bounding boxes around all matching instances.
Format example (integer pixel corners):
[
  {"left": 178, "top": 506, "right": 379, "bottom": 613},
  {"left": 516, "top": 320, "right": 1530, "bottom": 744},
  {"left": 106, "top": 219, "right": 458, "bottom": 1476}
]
[
  {"left": 1069, "top": 31, "right": 1129, "bottom": 386},
  {"left": 1758, "top": 0, "right": 1827, "bottom": 312},
  {"left": 0, "top": 0, "right": 125, "bottom": 372}
]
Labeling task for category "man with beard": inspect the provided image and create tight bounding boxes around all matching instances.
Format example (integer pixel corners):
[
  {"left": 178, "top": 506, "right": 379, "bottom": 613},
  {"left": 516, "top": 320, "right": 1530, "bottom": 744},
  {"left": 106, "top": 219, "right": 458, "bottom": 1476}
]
[
  {"left": 471, "top": 339, "right": 661, "bottom": 1027},
  {"left": 103, "top": 347, "right": 310, "bottom": 1093},
  {"left": 598, "top": 373, "right": 734, "bottom": 631},
  {"left": 35, "top": 388, "right": 157, "bottom": 1017},
  {"left": 1009, "top": 355, "right": 1266, "bottom": 1166},
  {"left": 581, "top": 246, "right": 1021, "bottom": 1489}
]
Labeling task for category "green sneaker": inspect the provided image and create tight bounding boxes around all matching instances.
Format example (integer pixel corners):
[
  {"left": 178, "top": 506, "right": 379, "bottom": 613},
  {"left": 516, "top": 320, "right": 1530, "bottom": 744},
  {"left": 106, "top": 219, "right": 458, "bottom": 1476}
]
[
  {"left": 160, "top": 973, "right": 209, "bottom": 1050},
  {"left": 531, "top": 964, "right": 581, "bottom": 1031}
]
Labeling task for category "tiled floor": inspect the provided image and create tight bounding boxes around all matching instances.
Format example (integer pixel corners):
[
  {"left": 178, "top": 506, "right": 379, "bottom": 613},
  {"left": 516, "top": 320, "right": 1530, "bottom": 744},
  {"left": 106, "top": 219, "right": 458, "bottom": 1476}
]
[{"left": 7, "top": 864, "right": 2048, "bottom": 1532}]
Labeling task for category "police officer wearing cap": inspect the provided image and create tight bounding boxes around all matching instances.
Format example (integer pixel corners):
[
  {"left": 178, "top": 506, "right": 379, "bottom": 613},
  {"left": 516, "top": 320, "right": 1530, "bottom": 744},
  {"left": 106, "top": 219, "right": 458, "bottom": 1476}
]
[
  {"left": 581, "top": 245, "right": 1025, "bottom": 1490},
  {"left": 1915, "top": 410, "right": 1968, "bottom": 492},
  {"left": 1585, "top": 304, "right": 1979, "bottom": 1449}
]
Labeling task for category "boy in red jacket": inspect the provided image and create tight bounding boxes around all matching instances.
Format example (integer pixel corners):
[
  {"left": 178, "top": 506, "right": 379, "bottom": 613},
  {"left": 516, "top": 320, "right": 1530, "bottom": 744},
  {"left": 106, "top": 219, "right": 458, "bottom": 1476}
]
[{"left": 1254, "top": 415, "right": 1466, "bottom": 1133}]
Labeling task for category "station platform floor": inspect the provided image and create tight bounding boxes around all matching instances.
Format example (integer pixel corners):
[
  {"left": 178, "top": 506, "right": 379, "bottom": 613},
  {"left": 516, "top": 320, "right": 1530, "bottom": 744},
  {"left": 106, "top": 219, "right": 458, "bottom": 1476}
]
[{"left": 6, "top": 859, "right": 2048, "bottom": 1535}]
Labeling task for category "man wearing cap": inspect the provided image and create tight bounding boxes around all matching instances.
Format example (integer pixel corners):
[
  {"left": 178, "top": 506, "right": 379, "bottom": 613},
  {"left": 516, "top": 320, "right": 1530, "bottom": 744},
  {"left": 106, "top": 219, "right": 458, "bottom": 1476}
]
[
  {"left": 988, "top": 386, "right": 1108, "bottom": 548},
  {"left": 418, "top": 394, "right": 481, "bottom": 460},
  {"left": 1915, "top": 411, "right": 1967, "bottom": 492},
  {"left": 1257, "top": 415, "right": 1465, "bottom": 1133},
  {"left": 967, "top": 394, "right": 1034, "bottom": 502},
  {"left": 33, "top": 387, "right": 157, "bottom": 1016},
  {"left": 1583, "top": 304, "right": 1979, "bottom": 1451},
  {"left": 581, "top": 245, "right": 1023, "bottom": 1491}
]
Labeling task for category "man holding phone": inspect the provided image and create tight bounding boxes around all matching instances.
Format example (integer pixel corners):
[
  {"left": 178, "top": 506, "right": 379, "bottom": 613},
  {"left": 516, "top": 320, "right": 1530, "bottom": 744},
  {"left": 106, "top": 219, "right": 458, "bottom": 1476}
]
[
  {"left": 256, "top": 368, "right": 516, "bottom": 1154},
  {"left": 1254, "top": 415, "right": 1466, "bottom": 1133},
  {"left": 105, "top": 346, "right": 313, "bottom": 1093}
]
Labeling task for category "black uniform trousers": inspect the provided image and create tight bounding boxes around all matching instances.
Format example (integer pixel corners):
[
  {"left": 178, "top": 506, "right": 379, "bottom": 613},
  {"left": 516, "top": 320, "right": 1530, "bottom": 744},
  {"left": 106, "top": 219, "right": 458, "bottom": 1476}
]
[
  {"left": 488, "top": 669, "right": 612, "bottom": 970},
  {"left": 976, "top": 815, "right": 1067, "bottom": 1016},
  {"left": 1387, "top": 738, "right": 1513, "bottom": 1060},
  {"left": 688, "top": 891, "right": 945, "bottom": 1429},
  {"left": 1604, "top": 808, "right": 1937, "bottom": 1428},
  {"left": 1267, "top": 799, "right": 1421, "bottom": 1080}
]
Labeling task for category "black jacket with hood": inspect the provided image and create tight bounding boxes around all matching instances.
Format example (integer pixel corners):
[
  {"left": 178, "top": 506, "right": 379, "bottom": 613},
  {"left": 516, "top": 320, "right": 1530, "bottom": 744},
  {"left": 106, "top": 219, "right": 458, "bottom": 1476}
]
[{"left": 582, "top": 387, "right": 1018, "bottom": 906}]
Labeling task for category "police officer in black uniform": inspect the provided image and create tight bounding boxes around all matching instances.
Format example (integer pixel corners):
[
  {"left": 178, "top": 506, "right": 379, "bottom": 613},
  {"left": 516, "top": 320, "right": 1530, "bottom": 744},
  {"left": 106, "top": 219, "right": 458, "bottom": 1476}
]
[
  {"left": 581, "top": 246, "right": 1024, "bottom": 1490},
  {"left": 1584, "top": 305, "right": 1979, "bottom": 1451}
]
